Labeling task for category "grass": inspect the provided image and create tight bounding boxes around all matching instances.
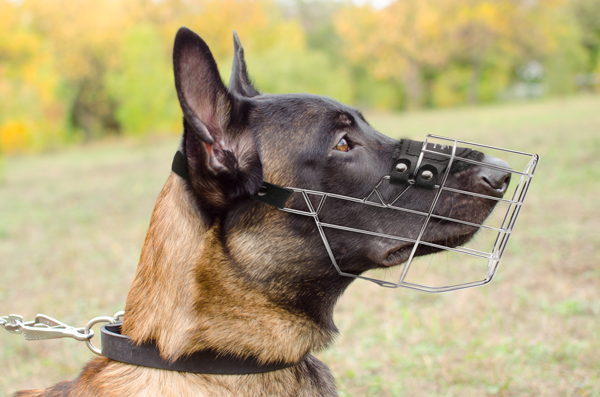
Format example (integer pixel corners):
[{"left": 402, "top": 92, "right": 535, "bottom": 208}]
[{"left": 1, "top": 95, "right": 600, "bottom": 396}]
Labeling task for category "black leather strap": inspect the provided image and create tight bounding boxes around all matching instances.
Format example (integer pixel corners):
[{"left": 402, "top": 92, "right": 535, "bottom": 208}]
[
  {"left": 390, "top": 139, "right": 477, "bottom": 189},
  {"left": 101, "top": 324, "right": 306, "bottom": 374},
  {"left": 250, "top": 182, "right": 293, "bottom": 209},
  {"left": 172, "top": 151, "right": 293, "bottom": 209},
  {"left": 172, "top": 150, "right": 189, "bottom": 181}
]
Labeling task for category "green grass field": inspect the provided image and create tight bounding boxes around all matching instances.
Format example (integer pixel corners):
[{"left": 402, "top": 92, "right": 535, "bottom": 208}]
[{"left": 1, "top": 95, "right": 599, "bottom": 396}]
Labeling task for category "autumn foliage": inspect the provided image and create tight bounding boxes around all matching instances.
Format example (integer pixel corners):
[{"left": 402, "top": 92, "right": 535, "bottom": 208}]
[{"left": 1, "top": 0, "right": 599, "bottom": 154}]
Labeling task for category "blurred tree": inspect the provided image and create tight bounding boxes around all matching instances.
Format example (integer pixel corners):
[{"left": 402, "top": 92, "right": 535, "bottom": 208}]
[
  {"left": 0, "top": 0, "right": 596, "bottom": 154},
  {"left": 247, "top": 29, "right": 355, "bottom": 103},
  {"left": 105, "top": 24, "right": 179, "bottom": 136},
  {"left": 157, "top": 0, "right": 288, "bottom": 64},
  {"left": 335, "top": 0, "right": 585, "bottom": 108},
  {"left": 570, "top": 0, "right": 600, "bottom": 88},
  {"left": 542, "top": 7, "right": 588, "bottom": 96},
  {"left": 169, "top": 0, "right": 354, "bottom": 101},
  {"left": 280, "top": 0, "right": 345, "bottom": 59},
  {"left": 0, "top": 0, "right": 66, "bottom": 153},
  {"left": 19, "top": 0, "right": 136, "bottom": 140},
  {"left": 445, "top": 0, "right": 519, "bottom": 104},
  {"left": 336, "top": 0, "right": 451, "bottom": 109}
]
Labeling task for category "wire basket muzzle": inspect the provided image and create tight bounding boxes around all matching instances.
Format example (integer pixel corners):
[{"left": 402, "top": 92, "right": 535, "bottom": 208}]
[{"left": 278, "top": 134, "right": 539, "bottom": 293}]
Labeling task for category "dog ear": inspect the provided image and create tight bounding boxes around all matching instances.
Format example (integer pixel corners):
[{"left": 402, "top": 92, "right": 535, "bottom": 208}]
[
  {"left": 228, "top": 31, "right": 260, "bottom": 98},
  {"left": 173, "top": 27, "right": 262, "bottom": 210}
]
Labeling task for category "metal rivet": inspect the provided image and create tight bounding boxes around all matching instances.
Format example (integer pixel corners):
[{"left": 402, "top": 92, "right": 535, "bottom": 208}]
[
  {"left": 395, "top": 163, "right": 408, "bottom": 173},
  {"left": 257, "top": 185, "right": 268, "bottom": 196},
  {"left": 420, "top": 170, "right": 434, "bottom": 180}
]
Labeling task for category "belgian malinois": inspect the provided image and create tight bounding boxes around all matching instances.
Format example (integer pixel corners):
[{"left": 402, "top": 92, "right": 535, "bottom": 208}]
[{"left": 15, "top": 27, "right": 511, "bottom": 396}]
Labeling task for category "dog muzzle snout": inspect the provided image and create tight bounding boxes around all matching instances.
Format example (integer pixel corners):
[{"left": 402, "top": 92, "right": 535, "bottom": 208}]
[
  {"left": 388, "top": 138, "right": 483, "bottom": 189},
  {"left": 252, "top": 135, "right": 537, "bottom": 292}
]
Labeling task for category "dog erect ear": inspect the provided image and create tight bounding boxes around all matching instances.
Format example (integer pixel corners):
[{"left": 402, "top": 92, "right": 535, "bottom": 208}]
[
  {"left": 228, "top": 31, "right": 260, "bottom": 98},
  {"left": 173, "top": 27, "right": 262, "bottom": 210}
]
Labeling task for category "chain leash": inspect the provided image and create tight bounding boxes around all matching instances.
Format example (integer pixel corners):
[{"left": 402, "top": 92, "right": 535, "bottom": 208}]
[{"left": 1, "top": 311, "right": 124, "bottom": 356}]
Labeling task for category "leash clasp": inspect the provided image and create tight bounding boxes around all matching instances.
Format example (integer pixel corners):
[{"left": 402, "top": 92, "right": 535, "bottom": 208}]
[
  {"left": 1, "top": 311, "right": 125, "bottom": 351},
  {"left": 1, "top": 314, "right": 94, "bottom": 341}
]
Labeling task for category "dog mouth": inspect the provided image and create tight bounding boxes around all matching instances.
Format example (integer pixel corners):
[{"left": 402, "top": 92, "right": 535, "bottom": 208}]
[{"left": 381, "top": 230, "right": 478, "bottom": 268}]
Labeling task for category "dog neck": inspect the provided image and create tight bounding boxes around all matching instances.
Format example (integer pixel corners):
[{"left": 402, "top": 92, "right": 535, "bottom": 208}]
[{"left": 122, "top": 174, "right": 334, "bottom": 365}]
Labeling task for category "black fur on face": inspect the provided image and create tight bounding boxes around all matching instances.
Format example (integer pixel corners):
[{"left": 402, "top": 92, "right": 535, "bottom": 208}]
[{"left": 174, "top": 28, "right": 505, "bottom": 330}]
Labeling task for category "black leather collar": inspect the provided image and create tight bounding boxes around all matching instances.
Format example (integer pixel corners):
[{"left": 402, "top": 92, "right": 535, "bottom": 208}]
[{"left": 101, "top": 324, "right": 307, "bottom": 374}]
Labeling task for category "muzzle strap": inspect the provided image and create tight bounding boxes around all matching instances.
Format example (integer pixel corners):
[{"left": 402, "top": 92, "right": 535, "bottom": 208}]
[
  {"left": 172, "top": 150, "right": 293, "bottom": 209},
  {"left": 390, "top": 139, "right": 474, "bottom": 189},
  {"left": 250, "top": 182, "right": 293, "bottom": 209},
  {"left": 172, "top": 150, "right": 190, "bottom": 181}
]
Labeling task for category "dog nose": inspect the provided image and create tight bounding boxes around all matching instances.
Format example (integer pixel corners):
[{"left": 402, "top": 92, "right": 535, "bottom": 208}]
[{"left": 478, "top": 155, "right": 511, "bottom": 197}]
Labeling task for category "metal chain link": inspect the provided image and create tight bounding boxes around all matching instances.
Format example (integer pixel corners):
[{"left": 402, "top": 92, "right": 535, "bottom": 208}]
[{"left": 1, "top": 311, "right": 124, "bottom": 355}]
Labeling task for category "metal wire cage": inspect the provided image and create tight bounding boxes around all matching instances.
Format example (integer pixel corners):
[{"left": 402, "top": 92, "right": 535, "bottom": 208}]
[{"left": 279, "top": 134, "right": 539, "bottom": 293}]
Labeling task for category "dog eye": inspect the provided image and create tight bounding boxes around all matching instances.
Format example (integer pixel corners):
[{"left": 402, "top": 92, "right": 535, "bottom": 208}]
[{"left": 335, "top": 137, "right": 350, "bottom": 152}]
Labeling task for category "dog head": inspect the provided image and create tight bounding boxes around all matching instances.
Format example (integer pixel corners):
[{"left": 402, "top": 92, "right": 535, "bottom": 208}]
[
  {"left": 172, "top": 27, "right": 511, "bottom": 319},
  {"left": 174, "top": 29, "right": 510, "bottom": 275},
  {"left": 121, "top": 27, "right": 533, "bottom": 365}
]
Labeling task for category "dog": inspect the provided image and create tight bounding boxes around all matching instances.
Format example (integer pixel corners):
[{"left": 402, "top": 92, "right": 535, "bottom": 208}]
[{"left": 15, "top": 27, "right": 511, "bottom": 396}]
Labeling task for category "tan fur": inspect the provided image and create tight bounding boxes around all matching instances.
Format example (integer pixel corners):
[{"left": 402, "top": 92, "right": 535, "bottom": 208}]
[
  {"left": 123, "top": 174, "right": 332, "bottom": 364},
  {"left": 15, "top": 173, "right": 337, "bottom": 396}
]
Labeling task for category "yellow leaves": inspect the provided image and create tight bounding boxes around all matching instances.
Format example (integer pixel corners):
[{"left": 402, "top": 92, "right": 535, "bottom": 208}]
[
  {"left": 0, "top": 0, "right": 17, "bottom": 35},
  {"left": 335, "top": 5, "right": 379, "bottom": 66},
  {"left": 14, "top": 0, "right": 137, "bottom": 82},
  {"left": 165, "top": 0, "right": 292, "bottom": 62},
  {"left": 455, "top": 1, "right": 507, "bottom": 27},
  {"left": 415, "top": 6, "right": 443, "bottom": 39},
  {"left": 335, "top": 4, "right": 388, "bottom": 84},
  {"left": 1, "top": 0, "right": 333, "bottom": 150},
  {"left": 336, "top": 0, "right": 577, "bottom": 77},
  {"left": 0, "top": 120, "right": 29, "bottom": 155},
  {"left": 0, "top": 0, "right": 593, "bottom": 143},
  {"left": 335, "top": 0, "right": 453, "bottom": 82},
  {"left": 333, "top": 0, "right": 591, "bottom": 108}
]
